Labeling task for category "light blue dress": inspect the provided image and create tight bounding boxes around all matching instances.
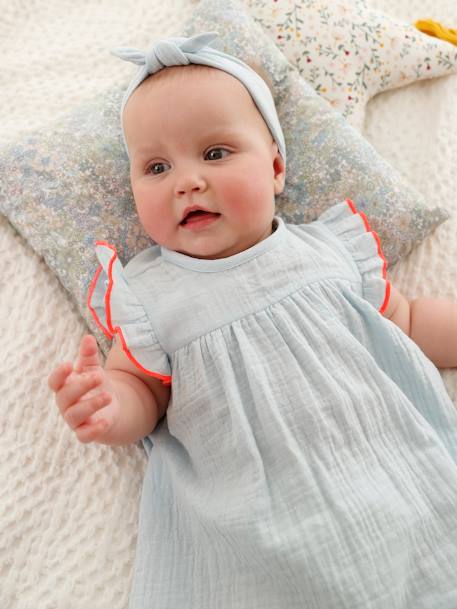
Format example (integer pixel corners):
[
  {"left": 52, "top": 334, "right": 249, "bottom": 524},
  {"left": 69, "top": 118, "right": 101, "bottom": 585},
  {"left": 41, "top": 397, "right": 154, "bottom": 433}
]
[{"left": 90, "top": 201, "right": 457, "bottom": 609}]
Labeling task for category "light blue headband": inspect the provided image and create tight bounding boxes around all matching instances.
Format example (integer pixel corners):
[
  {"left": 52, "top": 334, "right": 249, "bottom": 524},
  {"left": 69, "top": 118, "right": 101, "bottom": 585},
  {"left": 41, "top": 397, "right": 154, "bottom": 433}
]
[{"left": 111, "top": 32, "right": 286, "bottom": 162}]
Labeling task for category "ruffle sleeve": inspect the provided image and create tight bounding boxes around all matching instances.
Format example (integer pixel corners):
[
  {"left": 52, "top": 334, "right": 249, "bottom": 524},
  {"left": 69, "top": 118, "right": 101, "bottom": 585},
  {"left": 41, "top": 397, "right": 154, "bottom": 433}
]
[
  {"left": 87, "top": 241, "right": 171, "bottom": 386},
  {"left": 318, "top": 199, "right": 391, "bottom": 314}
]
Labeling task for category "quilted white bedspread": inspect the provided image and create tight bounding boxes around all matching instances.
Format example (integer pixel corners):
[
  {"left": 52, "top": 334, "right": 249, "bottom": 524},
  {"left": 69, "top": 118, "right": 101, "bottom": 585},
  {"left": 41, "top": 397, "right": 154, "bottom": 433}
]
[{"left": 1, "top": 1, "right": 456, "bottom": 607}]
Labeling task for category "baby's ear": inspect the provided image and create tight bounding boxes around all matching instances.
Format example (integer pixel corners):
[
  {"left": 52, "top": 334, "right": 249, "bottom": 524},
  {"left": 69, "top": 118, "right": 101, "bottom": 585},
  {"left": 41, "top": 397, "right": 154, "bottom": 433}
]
[{"left": 272, "top": 144, "right": 286, "bottom": 195}]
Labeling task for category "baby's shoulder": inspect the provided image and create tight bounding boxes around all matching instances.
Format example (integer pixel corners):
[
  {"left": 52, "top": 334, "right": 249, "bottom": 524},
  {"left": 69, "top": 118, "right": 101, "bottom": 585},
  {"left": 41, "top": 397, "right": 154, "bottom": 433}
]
[
  {"left": 285, "top": 218, "right": 347, "bottom": 262},
  {"left": 124, "top": 244, "right": 162, "bottom": 280},
  {"left": 123, "top": 244, "right": 183, "bottom": 312}
]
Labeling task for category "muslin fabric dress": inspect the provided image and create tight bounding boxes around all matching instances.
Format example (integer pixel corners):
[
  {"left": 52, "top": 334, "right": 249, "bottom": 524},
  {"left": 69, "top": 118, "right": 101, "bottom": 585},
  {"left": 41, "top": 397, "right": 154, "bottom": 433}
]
[{"left": 89, "top": 200, "right": 457, "bottom": 609}]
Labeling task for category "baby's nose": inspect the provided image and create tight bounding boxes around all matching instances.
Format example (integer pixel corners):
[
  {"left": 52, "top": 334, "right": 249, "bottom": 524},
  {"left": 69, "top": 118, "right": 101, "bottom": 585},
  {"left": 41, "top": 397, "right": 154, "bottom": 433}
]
[{"left": 175, "top": 172, "right": 207, "bottom": 196}]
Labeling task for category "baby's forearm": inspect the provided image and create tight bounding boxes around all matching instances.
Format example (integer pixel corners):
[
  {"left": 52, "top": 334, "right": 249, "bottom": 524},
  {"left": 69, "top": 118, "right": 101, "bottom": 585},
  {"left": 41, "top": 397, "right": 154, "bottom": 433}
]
[
  {"left": 103, "top": 369, "right": 161, "bottom": 446},
  {"left": 410, "top": 298, "right": 457, "bottom": 368}
]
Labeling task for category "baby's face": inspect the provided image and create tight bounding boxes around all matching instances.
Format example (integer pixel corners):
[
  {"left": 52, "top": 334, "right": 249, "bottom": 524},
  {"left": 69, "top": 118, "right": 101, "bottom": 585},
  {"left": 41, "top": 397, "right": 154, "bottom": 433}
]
[{"left": 123, "top": 66, "right": 285, "bottom": 259}]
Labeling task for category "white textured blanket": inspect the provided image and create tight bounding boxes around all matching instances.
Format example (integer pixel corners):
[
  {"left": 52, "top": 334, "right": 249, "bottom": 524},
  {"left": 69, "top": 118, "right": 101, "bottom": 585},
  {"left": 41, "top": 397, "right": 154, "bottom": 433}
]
[{"left": 1, "top": 1, "right": 456, "bottom": 607}]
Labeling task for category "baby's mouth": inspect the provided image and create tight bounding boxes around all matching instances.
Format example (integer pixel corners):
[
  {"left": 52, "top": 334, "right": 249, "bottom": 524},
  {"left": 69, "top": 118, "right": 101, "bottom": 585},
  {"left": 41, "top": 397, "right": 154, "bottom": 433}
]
[{"left": 180, "top": 209, "right": 221, "bottom": 226}]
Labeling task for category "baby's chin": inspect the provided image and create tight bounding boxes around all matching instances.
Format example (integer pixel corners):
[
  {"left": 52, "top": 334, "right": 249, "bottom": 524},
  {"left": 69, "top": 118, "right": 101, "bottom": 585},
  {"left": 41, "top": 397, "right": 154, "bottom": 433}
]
[
  {"left": 176, "top": 234, "right": 273, "bottom": 260},
  {"left": 158, "top": 237, "right": 225, "bottom": 260}
]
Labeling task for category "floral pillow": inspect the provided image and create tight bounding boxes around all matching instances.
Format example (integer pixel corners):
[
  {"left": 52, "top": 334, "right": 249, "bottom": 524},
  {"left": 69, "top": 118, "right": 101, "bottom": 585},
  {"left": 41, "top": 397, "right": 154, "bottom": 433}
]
[
  {"left": 244, "top": 0, "right": 457, "bottom": 130},
  {"left": 0, "top": 0, "right": 448, "bottom": 355}
]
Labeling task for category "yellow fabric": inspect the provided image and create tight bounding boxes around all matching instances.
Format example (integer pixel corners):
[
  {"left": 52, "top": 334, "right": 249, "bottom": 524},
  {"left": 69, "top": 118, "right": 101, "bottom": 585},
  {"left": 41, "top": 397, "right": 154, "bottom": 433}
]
[{"left": 415, "top": 19, "right": 457, "bottom": 46}]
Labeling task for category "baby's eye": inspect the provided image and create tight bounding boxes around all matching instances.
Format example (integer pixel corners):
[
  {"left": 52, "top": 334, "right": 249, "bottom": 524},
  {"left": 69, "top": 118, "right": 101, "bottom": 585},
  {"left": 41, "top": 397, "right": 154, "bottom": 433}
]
[
  {"left": 148, "top": 161, "right": 171, "bottom": 175},
  {"left": 204, "top": 148, "right": 230, "bottom": 161}
]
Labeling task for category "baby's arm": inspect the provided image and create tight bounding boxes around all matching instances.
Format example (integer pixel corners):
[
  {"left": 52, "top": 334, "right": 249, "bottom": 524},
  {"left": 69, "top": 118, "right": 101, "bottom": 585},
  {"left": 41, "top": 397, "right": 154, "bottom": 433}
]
[
  {"left": 48, "top": 335, "right": 170, "bottom": 445},
  {"left": 383, "top": 285, "right": 457, "bottom": 368}
]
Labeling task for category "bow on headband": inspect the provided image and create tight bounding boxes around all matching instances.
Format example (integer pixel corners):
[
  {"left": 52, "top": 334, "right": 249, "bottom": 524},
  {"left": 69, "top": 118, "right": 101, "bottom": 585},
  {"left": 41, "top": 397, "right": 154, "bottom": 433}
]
[
  {"left": 111, "top": 32, "right": 286, "bottom": 162},
  {"left": 111, "top": 32, "right": 218, "bottom": 75}
]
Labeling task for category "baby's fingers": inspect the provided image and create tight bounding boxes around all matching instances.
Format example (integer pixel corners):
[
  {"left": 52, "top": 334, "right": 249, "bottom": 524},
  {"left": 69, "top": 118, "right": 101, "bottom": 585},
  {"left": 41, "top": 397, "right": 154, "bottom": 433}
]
[
  {"left": 75, "top": 419, "right": 111, "bottom": 445},
  {"left": 64, "top": 391, "right": 112, "bottom": 430},
  {"left": 48, "top": 362, "right": 73, "bottom": 393},
  {"left": 55, "top": 372, "right": 103, "bottom": 415},
  {"left": 74, "top": 334, "right": 103, "bottom": 373}
]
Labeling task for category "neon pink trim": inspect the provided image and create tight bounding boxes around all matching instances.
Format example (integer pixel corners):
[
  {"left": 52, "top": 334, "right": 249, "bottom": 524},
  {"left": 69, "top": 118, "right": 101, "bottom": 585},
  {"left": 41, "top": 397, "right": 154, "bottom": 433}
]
[
  {"left": 87, "top": 263, "right": 113, "bottom": 340},
  {"left": 87, "top": 241, "right": 172, "bottom": 386},
  {"left": 345, "top": 199, "right": 391, "bottom": 314}
]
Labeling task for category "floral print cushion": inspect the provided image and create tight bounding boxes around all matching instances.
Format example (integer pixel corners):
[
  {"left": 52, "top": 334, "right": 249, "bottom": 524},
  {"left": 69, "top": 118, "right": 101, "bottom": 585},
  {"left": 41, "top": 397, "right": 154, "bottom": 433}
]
[
  {"left": 0, "top": 0, "right": 448, "bottom": 354},
  {"left": 244, "top": 0, "right": 457, "bottom": 130}
]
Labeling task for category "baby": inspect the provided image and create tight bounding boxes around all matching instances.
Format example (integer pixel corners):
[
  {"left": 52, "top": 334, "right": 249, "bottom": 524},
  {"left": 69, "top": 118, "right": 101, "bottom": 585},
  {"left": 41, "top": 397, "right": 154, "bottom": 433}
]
[{"left": 48, "top": 33, "right": 457, "bottom": 609}]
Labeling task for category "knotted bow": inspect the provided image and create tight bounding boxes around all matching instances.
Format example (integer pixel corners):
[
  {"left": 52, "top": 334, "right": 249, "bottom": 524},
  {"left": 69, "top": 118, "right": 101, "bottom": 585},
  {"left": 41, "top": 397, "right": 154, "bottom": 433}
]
[{"left": 111, "top": 32, "right": 218, "bottom": 75}]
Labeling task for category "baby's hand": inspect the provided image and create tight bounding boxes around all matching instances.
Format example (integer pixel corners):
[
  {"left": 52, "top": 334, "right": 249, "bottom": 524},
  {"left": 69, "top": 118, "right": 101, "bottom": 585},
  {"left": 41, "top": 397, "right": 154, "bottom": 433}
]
[{"left": 48, "top": 334, "right": 120, "bottom": 444}]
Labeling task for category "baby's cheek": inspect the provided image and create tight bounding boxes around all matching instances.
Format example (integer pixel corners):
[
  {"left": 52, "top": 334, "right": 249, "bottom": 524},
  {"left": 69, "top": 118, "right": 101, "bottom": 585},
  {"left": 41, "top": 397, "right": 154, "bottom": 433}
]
[
  {"left": 136, "top": 199, "right": 167, "bottom": 242},
  {"left": 222, "top": 178, "right": 269, "bottom": 214},
  {"left": 240, "top": 185, "right": 274, "bottom": 222}
]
